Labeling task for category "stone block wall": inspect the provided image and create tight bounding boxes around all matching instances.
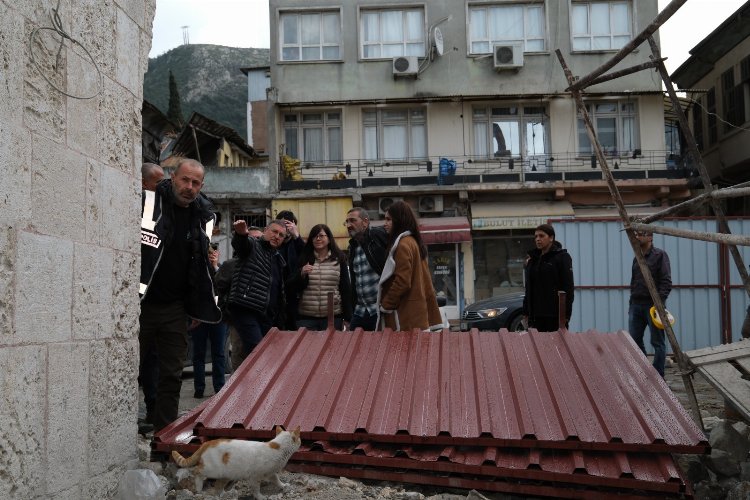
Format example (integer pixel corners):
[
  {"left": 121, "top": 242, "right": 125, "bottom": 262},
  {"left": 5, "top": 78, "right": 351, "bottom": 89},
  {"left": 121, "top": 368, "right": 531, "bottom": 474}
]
[{"left": 0, "top": 0, "right": 155, "bottom": 497}]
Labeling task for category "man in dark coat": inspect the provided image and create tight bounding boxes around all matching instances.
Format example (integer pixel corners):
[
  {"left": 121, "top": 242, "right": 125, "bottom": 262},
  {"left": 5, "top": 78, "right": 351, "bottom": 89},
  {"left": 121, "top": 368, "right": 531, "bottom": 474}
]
[
  {"left": 227, "top": 219, "right": 288, "bottom": 359},
  {"left": 522, "top": 224, "right": 574, "bottom": 332},
  {"left": 628, "top": 230, "right": 672, "bottom": 377},
  {"left": 139, "top": 158, "right": 221, "bottom": 431}
]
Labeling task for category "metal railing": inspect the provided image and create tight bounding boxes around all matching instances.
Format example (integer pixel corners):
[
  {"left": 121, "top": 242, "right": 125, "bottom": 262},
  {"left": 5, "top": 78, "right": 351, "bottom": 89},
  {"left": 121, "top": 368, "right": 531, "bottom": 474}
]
[{"left": 279, "top": 150, "right": 692, "bottom": 190}]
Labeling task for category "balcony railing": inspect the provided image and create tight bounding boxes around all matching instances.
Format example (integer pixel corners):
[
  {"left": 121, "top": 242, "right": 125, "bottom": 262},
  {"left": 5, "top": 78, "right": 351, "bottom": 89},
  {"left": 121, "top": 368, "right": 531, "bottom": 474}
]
[{"left": 279, "top": 150, "right": 692, "bottom": 191}]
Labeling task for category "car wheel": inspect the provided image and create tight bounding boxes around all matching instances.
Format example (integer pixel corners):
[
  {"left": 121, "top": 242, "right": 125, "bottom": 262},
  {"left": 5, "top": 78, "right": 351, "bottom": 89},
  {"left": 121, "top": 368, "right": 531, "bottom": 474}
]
[{"left": 508, "top": 314, "right": 525, "bottom": 332}]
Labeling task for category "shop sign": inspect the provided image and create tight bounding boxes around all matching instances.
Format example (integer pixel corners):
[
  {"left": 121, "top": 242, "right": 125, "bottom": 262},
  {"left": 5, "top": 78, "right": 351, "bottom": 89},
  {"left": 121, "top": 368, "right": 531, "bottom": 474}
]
[{"left": 472, "top": 216, "right": 549, "bottom": 230}]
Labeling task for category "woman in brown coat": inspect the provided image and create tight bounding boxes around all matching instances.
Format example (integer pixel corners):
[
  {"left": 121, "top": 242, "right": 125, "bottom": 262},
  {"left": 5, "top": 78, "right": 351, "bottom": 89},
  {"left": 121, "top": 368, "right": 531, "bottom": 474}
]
[{"left": 377, "top": 201, "right": 442, "bottom": 331}]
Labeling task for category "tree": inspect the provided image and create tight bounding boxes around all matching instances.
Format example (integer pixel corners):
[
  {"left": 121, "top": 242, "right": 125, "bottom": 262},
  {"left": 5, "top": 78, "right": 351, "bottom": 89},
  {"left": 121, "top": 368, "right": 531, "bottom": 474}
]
[{"left": 167, "top": 70, "right": 185, "bottom": 127}]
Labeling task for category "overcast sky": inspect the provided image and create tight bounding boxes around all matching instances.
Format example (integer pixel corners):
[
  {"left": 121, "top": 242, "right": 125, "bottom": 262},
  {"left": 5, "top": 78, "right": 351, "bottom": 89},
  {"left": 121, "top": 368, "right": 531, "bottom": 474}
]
[{"left": 149, "top": 0, "right": 745, "bottom": 74}]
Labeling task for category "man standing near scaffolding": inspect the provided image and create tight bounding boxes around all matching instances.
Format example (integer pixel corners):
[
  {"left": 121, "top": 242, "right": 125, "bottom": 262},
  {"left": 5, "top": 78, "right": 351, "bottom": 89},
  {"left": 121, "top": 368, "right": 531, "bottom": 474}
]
[{"left": 628, "top": 230, "right": 672, "bottom": 377}]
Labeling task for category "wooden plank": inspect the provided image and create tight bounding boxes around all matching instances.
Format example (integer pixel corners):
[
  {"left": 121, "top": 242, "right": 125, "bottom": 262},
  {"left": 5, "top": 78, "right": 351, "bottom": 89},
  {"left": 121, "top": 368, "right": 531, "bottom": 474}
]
[
  {"left": 734, "top": 357, "right": 750, "bottom": 376},
  {"left": 686, "top": 340, "right": 750, "bottom": 367},
  {"left": 697, "top": 363, "right": 750, "bottom": 421}
]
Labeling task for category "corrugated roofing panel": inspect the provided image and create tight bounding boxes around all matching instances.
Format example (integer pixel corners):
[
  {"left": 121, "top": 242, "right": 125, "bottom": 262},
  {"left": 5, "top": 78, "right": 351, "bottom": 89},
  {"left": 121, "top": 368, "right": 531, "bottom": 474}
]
[{"left": 186, "top": 328, "right": 706, "bottom": 452}]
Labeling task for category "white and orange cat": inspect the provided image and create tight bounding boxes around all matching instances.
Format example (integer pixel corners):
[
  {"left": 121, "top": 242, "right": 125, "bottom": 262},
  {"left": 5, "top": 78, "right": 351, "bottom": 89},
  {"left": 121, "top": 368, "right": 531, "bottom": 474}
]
[{"left": 171, "top": 425, "right": 301, "bottom": 498}]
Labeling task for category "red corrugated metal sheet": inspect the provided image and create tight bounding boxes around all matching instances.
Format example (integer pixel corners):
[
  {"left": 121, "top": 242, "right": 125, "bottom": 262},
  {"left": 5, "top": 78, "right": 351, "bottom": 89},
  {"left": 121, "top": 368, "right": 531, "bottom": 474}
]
[
  {"left": 153, "top": 328, "right": 706, "bottom": 497},
  {"left": 181, "top": 328, "right": 706, "bottom": 452}
]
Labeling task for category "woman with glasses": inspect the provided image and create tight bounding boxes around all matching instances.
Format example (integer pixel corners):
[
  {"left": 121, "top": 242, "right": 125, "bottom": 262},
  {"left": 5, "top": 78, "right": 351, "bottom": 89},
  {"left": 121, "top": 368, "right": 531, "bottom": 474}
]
[
  {"left": 377, "top": 201, "right": 442, "bottom": 331},
  {"left": 287, "top": 224, "right": 352, "bottom": 330}
]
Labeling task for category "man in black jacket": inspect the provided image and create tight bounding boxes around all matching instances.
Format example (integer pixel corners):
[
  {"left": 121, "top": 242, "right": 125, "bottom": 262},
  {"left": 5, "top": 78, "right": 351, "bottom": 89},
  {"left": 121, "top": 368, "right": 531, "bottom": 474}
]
[
  {"left": 228, "top": 219, "right": 287, "bottom": 359},
  {"left": 628, "top": 230, "right": 672, "bottom": 377},
  {"left": 522, "top": 224, "right": 574, "bottom": 332},
  {"left": 346, "top": 207, "right": 388, "bottom": 331},
  {"left": 139, "top": 158, "right": 221, "bottom": 431}
]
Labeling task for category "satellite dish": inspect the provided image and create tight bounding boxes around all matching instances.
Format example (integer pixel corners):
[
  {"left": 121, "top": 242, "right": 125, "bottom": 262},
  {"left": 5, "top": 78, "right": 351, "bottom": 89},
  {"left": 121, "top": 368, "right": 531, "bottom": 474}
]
[{"left": 433, "top": 27, "right": 444, "bottom": 57}]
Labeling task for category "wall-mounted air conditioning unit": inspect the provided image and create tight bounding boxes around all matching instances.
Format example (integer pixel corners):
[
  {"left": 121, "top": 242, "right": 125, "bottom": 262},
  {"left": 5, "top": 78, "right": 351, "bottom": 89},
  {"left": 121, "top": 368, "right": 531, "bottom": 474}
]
[
  {"left": 493, "top": 42, "right": 524, "bottom": 70},
  {"left": 418, "top": 195, "right": 444, "bottom": 213},
  {"left": 378, "top": 196, "right": 403, "bottom": 215},
  {"left": 392, "top": 56, "right": 419, "bottom": 76}
]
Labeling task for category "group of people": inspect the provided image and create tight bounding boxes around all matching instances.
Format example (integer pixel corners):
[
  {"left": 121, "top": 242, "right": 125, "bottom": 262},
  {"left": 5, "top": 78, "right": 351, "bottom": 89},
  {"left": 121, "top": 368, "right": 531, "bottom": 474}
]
[{"left": 138, "top": 159, "right": 674, "bottom": 434}]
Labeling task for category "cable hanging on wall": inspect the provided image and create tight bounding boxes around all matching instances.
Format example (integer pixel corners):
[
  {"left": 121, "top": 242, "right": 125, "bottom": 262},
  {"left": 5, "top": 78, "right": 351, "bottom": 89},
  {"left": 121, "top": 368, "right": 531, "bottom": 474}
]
[{"left": 28, "top": 0, "right": 102, "bottom": 100}]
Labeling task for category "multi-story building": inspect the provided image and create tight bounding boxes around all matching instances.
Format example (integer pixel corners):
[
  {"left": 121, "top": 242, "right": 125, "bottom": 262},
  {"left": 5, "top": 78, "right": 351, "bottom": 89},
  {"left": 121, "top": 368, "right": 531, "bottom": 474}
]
[
  {"left": 262, "top": 0, "right": 691, "bottom": 320},
  {"left": 670, "top": 0, "right": 750, "bottom": 215}
]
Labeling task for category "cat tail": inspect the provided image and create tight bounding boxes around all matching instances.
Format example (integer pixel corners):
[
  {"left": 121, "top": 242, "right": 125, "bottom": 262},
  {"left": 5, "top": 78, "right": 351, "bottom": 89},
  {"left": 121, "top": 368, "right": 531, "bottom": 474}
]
[{"left": 171, "top": 441, "right": 214, "bottom": 468}]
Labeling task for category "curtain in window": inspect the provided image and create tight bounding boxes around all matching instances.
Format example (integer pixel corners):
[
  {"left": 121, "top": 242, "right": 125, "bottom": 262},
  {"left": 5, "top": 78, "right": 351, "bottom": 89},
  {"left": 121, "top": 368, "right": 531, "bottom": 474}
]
[
  {"left": 622, "top": 117, "right": 635, "bottom": 152},
  {"left": 571, "top": 5, "right": 590, "bottom": 50},
  {"left": 383, "top": 124, "right": 407, "bottom": 160},
  {"left": 470, "top": 9, "right": 488, "bottom": 53},
  {"left": 328, "top": 127, "right": 342, "bottom": 162},
  {"left": 526, "top": 6, "right": 545, "bottom": 51},
  {"left": 525, "top": 121, "right": 546, "bottom": 156},
  {"left": 578, "top": 119, "right": 592, "bottom": 153},
  {"left": 490, "top": 6, "right": 523, "bottom": 41},
  {"left": 303, "top": 128, "right": 323, "bottom": 162},
  {"left": 410, "top": 123, "right": 426, "bottom": 159},
  {"left": 364, "top": 125, "right": 378, "bottom": 160},
  {"left": 285, "top": 128, "right": 298, "bottom": 158},
  {"left": 473, "top": 122, "right": 488, "bottom": 157},
  {"left": 382, "top": 11, "right": 402, "bottom": 42},
  {"left": 596, "top": 117, "right": 617, "bottom": 152}
]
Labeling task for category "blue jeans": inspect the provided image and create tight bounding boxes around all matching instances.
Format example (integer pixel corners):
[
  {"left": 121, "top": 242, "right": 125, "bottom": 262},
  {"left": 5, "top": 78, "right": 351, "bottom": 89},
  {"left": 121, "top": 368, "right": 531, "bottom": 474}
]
[
  {"left": 628, "top": 302, "right": 666, "bottom": 377},
  {"left": 191, "top": 322, "right": 228, "bottom": 394},
  {"left": 230, "top": 307, "right": 272, "bottom": 361},
  {"left": 349, "top": 309, "right": 377, "bottom": 331}
]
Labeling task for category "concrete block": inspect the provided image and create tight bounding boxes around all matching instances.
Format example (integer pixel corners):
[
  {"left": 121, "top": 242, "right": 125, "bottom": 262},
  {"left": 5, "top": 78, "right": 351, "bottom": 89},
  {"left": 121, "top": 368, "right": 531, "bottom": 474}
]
[
  {"left": 88, "top": 339, "right": 138, "bottom": 475},
  {"left": 101, "top": 165, "right": 140, "bottom": 253},
  {"left": 47, "top": 342, "right": 90, "bottom": 493},
  {"left": 69, "top": 0, "right": 117, "bottom": 80},
  {"left": 23, "top": 19, "right": 66, "bottom": 142},
  {"left": 705, "top": 449, "right": 741, "bottom": 477},
  {"left": 84, "top": 158, "right": 103, "bottom": 245},
  {"left": 98, "top": 78, "right": 138, "bottom": 175},
  {"left": 0, "top": 228, "right": 16, "bottom": 343},
  {"left": 0, "top": 346, "right": 47, "bottom": 499},
  {"left": 115, "top": 8, "right": 142, "bottom": 95},
  {"left": 15, "top": 231, "right": 73, "bottom": 343},
  {"left": 66, "top": 51, "right": 100, "bottom": 157},
  {"left": 111, "top": 250, "right": 140, "bottom": 339},
  {"left": 0, "top": 6, "right": 24, "bottom": 128},
  {"left": 0, "top": 125, "right": 32, "bottom": 227},
  {"left": 48, "top": 484, "right": 82, "bottom": 500},
  {"left": 72, "top": 243, "right": 114, "bottom": 339},
  {"left": 30, "top": 133, "right": 87, "bottom": 241},
  {"left": 82, "top": 464, "right": 127, "bottom": 500},
  {"left": 115, "top": 0, "right": 145, "bottom": 30}
]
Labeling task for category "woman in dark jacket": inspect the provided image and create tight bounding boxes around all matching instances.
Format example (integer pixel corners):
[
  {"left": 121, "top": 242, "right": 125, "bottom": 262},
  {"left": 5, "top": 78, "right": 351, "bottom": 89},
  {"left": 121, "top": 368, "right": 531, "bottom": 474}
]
[
  {"left": 287, "top": 224, "right": 352, "bottom": 330},
  {"left": 522, "top": 224, "right": 574, "bottom": 332}
]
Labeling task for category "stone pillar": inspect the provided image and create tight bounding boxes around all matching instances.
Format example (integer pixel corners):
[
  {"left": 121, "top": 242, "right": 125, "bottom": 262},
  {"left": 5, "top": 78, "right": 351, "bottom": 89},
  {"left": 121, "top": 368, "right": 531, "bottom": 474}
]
[{"left": 0, "top": 1, "right": 155, "bottom": 497}]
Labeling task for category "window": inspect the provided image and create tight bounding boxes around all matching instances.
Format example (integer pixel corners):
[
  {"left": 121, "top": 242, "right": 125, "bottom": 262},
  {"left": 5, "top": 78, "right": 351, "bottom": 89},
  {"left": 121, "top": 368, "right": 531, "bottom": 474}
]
[
  {"left": 577, "top": 100, "right": 638, "bottom": 155},
  {"left": 571, "top": 1, "right": 632, "bottom": 51},
  {"left": 692, "top": 97, "right": 704, "bottom": 152},
  {"left": 469, "top": 3, "right": 546, "bottom": 54},
  {"left": 360, "top": 8, "right": 425, "bottom": 59},
  {"left": 473, "top": 105, "right": 548, "bottom": 160},
  {"left": 707, "top": 88, "right": 717, "bottom": 145},
  {"left": 284, "top": 111, "right": 342, "bottom": 164},
  {"left": 722, "top": 68, "right": 746, "bottom": 131},
  {"left": 280, "top": 11, "right": 341, "bottom": 61},
  {"left": 363, "top": 108, "right": 426, "bottom": 161}
]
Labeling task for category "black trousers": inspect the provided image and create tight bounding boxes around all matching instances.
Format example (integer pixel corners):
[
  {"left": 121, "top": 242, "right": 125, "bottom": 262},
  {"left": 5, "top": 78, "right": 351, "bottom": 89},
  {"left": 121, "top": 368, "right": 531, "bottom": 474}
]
[
  {"left": 139, "top": 301, "right": 188, "bottom": 431},
  {"left": 529, "top": 316, "right": 565, "bottom": 332}
]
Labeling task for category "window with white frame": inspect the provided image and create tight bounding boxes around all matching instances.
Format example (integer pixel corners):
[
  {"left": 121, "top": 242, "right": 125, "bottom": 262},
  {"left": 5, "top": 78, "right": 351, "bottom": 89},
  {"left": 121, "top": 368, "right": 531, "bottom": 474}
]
[
  {"left": 360, "top": 8, "right": 425, "bottom": 59},
  {"left": 473, "top": 106, "right": 548, "bottom": 159},
  {"left": 571, "top": 1, "right": 632, "bottom": 51},
  {"left": 577, "top": 100, "right": 638, "bottom": 155},
  {"left": 363, "top": 108, "right": 426, "bottom": 161},
  {"left": 280, "top": 10, "right": 341, "bottom": 61},
  {"left": 468, "top": 3, "right": 546, "bottom": 54},
  {"left": 284, "top": 111, "right": 342, "bottom": 164}
]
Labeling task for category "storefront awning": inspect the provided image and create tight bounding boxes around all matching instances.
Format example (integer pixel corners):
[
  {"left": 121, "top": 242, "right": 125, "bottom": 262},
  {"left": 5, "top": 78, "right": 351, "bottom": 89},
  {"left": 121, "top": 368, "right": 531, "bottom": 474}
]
[
  {"left": 471, "top": 201, "right": 574, "bottom": 230},
  {"left": 371, "top": 216, "right": 471, "bottom": 245}
]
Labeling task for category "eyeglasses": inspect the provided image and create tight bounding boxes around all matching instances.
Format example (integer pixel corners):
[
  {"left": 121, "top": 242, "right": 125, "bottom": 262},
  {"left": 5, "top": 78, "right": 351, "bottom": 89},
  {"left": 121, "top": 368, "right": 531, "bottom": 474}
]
[{"left": 314, "top": 233, "right": 328, "bottom": 240}]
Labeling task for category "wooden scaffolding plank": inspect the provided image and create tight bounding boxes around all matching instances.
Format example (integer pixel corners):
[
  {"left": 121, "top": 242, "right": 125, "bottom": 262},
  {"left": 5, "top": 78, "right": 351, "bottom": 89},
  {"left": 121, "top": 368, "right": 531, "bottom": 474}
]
[
  {"left": 697, "top": 363, "right": 750, "bottom": 421},
  {"left": 685, "top": 340, "right": 750, "bottom": 367}
]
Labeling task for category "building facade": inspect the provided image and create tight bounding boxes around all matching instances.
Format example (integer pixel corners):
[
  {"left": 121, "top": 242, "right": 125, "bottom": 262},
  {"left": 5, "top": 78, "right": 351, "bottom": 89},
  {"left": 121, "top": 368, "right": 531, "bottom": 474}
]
[
  {"left": 259, "top": 0, "right": 690, "bottom": 320},
  {"left": 670, "top": 0, "right": 750, "bottom": 215}
]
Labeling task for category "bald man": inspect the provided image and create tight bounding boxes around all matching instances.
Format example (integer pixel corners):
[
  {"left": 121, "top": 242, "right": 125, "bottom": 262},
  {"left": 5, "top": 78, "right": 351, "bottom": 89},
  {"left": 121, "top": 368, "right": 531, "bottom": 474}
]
[{"left": 142, "top": 162, "right": 165, "bottom": 191}]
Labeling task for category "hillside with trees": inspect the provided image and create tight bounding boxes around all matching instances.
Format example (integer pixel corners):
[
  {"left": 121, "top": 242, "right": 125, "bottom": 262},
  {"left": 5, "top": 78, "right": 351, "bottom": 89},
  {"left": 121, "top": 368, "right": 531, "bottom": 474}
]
[{"left": 144, "top": 44, "right": 270, "bottom": 141}]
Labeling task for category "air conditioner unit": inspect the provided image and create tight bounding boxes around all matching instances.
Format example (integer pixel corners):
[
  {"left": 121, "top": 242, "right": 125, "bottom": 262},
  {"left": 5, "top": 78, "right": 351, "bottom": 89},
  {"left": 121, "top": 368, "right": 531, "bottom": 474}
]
[
  {"left": 392, "top": 56, "right": 419, "bottom": 76},
  {"left": 493, "top": 42, "right": 524, "bottom": 70},
  {"left": 378, "top": 196, "right": 403, "bottom": 215},
  {"left": 418, "top": 195, "right": 444, "bottom": 213}
]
